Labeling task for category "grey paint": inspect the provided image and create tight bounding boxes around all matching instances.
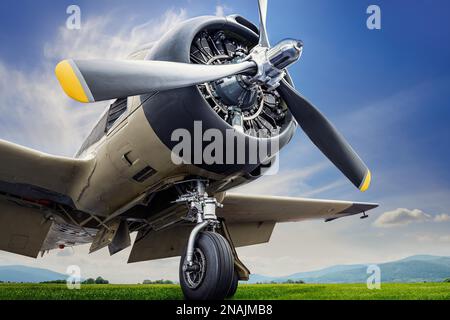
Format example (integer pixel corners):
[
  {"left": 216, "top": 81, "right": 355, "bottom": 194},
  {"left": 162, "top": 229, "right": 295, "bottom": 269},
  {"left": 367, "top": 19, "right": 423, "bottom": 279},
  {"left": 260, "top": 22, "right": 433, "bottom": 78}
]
[
  {"left": 76, "top": 59, "right": 256, "bottom": 102},
  {"left": 68, "top": 59, "right": 94, "bottom": 102},
  {"left": 278, "top": 80, "right": 369, "bottom": 189}
]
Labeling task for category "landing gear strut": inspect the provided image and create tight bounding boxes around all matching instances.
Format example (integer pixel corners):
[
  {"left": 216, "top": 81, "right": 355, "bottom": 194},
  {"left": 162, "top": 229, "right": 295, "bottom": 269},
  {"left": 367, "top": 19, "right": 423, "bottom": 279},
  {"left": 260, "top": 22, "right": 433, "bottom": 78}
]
[{"left": 176, "top": 181, "right": 236, "bottom": 300}]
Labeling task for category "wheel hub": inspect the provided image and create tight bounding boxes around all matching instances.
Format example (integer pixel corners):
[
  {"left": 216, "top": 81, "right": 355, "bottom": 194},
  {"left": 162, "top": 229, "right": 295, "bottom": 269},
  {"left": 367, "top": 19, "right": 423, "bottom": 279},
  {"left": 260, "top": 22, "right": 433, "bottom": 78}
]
[{"left": 183, "top": 248, "right": 206, "bottom": 289}]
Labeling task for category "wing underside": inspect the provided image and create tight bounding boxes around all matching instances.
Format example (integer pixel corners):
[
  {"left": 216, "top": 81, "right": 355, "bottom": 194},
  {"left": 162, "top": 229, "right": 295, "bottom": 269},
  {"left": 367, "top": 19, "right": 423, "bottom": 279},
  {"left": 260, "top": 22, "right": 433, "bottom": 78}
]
[
  {"left": 0, "top": 196, "right": 53, "bottom": 258},
  {"left": 218, "top": 193, "right": 378, "bottom": 223},
  {"left": 0, "top": 140, "right": 95, "bottom": 257},
  {"left": 128, "top": 193, "right": 378, "bottom": 263}
]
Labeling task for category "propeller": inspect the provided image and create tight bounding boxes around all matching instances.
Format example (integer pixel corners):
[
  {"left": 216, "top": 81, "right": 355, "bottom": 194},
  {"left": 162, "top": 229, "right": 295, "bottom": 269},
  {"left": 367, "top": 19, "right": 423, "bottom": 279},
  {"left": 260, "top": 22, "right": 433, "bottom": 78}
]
[
  {"left": 277, "top": 80, "right": 371, "bottom": 191},
  {"left": 254, "top": 0, "right": 371, "bottom": 191},
  {"left": 257, "top": 0, "right": 270, "bottom": 47},
  {"left": 54, "top": 0, "right": 372, "bottom": 192},
  {"left": 55, "top": 59, "right": 256, "bottom": 103}
]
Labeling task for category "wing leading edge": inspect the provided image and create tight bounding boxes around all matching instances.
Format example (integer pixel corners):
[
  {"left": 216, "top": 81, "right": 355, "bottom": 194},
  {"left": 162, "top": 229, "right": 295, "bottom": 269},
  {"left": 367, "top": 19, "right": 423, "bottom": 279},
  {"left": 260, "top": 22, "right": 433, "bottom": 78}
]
[{"left": 0, "top": 139, "right": 95, "bottom": 206}]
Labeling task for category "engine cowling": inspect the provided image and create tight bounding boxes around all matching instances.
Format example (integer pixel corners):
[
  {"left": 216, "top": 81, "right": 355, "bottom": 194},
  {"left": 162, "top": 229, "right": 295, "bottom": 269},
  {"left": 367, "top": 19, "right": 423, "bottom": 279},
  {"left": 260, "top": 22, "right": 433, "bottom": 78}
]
[{"left": 140, "top": 15, "right": 297, "bottom": 176}]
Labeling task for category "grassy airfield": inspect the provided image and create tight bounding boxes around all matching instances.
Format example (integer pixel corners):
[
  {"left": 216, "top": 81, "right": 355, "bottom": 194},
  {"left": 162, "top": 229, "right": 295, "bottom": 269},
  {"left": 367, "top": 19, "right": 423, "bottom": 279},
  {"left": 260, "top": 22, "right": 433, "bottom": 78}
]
[{"left": 0, "top": 283, "right": 449, "bottom": 300}]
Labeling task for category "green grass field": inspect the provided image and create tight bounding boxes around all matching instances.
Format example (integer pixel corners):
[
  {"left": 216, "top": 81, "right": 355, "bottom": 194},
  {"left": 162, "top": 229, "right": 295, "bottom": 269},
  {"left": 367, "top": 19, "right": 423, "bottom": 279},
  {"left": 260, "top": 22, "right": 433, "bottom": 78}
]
[{"left": 0, "top": 283, "right": 449, "bottom": 300}]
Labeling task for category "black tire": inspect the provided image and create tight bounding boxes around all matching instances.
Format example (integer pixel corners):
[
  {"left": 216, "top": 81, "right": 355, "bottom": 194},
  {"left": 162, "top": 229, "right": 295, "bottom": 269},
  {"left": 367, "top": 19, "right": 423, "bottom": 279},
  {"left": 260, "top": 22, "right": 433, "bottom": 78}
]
[
  {"left": 179, "top": 231, "right": 234, "bottom": 300},
  {"left": 226, "top": 269, "right": 239, "bottom": 298}
]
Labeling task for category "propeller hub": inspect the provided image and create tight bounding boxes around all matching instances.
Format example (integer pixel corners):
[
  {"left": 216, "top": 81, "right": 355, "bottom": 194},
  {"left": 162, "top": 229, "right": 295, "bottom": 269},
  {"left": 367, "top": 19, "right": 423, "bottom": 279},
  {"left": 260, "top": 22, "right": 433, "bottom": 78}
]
[
  {"left": 245, "top": 39, "right": 303, "bottom": 90},
  {"left": 267, "top": 39, "right": 303, "bottom": 70},
  {"left": 211, "top": 75, "right": 258, "bottom": 110}
]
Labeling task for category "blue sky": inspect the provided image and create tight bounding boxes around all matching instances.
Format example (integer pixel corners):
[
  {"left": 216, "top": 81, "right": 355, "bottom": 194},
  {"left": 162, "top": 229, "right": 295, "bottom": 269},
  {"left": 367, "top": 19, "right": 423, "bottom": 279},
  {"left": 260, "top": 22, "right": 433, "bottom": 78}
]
[{"left": 0, "top": 0, "right": 449, "bottom": 282}]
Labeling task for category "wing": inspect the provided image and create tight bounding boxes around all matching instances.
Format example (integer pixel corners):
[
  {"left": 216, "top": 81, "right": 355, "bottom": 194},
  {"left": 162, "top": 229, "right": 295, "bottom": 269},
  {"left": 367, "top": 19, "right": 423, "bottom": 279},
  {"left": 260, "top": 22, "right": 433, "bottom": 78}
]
[
  {"left": 0, "top": 139, "right": 94, "bottom": 206},
  {"left": 0, "top": 139, "right": 95, "bottom": 257},
  {"left": 128, "top": 193, "right": 378, "bottom": 263},
  {"left": 218, "top": 193, "right": 378, "bottom": 223}
]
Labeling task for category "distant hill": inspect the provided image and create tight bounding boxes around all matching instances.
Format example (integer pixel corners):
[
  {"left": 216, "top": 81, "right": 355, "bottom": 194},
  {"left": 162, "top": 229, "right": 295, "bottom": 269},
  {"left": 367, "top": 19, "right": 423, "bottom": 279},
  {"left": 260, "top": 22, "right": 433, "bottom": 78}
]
[
  {"left": 249, "top": 255, "right": 450, "bottom": 284},
  {"left": 0, "top": 265, "right": 66, "bottom": 283},
  {"left": 1, "top": 255, "right": 450, "bottom": 284}
]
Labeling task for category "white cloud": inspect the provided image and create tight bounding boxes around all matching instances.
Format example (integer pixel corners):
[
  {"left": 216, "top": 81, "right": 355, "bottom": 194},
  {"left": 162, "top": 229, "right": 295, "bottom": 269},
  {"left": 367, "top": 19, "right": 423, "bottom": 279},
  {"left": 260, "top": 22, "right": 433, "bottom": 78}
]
[
  {"left": 434, "top": 213, "right": 450, "bottom": 222},
  {"left": 373, "top": 208, "right": 450, "bottom": 228},
  {"left": 232, "top": 162, "right": 329, "bottom": 196},
  {"left": 0, "top": 61, "right": 104, "bottom": 156},
  {"left": 373, "top": 208, "right": 431, "bottom": 228},
  {"left": 215, "top": 4, "right": 232, "bottom": 17},
  {"left": 413, "top": 234, "right": 450, "bottom": 244},
  {"left": 0, "top": 9, "right": 187, "bottom": 157},
  {"left": 44, "top": 8, "right": 187, "bottom": 61},
  {"left": 301, "top": 179, "right": 347, "bottom": 197}
]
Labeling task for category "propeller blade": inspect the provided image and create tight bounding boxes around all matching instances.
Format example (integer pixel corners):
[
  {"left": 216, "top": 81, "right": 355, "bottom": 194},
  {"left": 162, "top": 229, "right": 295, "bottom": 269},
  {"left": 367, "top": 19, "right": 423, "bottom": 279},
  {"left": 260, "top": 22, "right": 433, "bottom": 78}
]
[
  {"left": 278, "top": 80, "right": 372, "bottom": 192},
  {"left": 258, "top": 0, "right": 270, "bottom": 47},
  {"left": 55, "top": 59, "right": 256, "bottom": 103}
]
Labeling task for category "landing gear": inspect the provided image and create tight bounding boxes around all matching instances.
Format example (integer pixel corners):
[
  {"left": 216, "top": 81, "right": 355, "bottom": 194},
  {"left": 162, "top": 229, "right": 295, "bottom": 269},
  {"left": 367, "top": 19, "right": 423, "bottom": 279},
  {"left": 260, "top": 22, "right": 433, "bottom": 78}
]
[
  {"left": 176, "top": 181, "right": 240, "bottom": 300},
  {"left": 180, "top": 231, "right": 234, "bottom": 300}
]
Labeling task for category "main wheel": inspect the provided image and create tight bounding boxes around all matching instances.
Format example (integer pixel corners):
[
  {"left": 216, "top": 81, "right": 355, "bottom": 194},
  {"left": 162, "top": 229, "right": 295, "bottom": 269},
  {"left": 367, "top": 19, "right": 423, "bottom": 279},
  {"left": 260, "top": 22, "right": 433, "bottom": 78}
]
[
  {"left": 226, "top": 269, "right": 239, "bottom": 298},
  {"left": 180, "top": 231, "right": 234, "bottom": 300}
]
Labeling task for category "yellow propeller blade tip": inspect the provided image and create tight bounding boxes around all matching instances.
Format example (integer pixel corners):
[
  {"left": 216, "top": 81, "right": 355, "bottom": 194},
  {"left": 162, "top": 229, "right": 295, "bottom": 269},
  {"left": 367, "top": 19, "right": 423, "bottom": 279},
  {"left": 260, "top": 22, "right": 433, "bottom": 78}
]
[
  {"left": 55, "top": 60, "right": 91, "bottom": 103},
  {"left": 359, "top": 170, "right": 372, "bottom": 192}
]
